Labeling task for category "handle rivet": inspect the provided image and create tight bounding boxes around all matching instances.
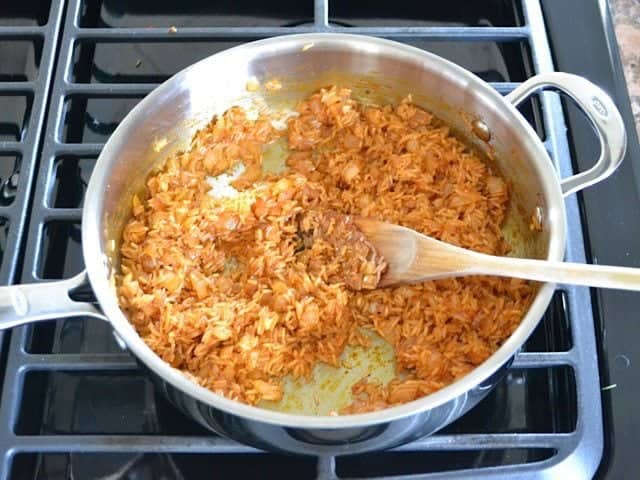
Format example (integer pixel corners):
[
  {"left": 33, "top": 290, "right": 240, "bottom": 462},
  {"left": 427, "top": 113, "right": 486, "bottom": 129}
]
[{"left": 472, "top": 119, "right": 491, "bottom": 142}]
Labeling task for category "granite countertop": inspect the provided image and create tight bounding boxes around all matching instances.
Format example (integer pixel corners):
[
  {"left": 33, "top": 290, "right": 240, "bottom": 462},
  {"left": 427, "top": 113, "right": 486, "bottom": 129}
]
[{"left": 611, "top": 0, "right": 640, "bottom": 139}]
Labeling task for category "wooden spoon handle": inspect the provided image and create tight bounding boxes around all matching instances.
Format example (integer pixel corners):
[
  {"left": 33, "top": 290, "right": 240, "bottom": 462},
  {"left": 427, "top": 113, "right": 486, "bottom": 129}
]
[
  {"left": 355, "top": 218, "right": 640, "bottom": 290},
  {"left": 475, "top": 255, "right": 640, "bottom": 291}
]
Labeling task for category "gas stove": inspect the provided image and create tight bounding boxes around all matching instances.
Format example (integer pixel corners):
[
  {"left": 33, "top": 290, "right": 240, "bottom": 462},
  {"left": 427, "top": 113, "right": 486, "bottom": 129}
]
[{"left": 0, "top": 0, "right": 637, "bottom": 478}]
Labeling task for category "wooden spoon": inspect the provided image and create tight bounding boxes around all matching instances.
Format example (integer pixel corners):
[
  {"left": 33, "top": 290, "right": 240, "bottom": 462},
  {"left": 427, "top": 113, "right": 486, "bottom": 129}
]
[{"left": 355, "top": 218, "right": 640, "bottom": 290}]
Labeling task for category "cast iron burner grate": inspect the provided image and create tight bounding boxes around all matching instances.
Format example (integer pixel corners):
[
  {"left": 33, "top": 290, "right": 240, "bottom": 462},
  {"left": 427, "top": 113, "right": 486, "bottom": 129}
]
[
  {"left": 0, "top": 0, "right": 603, "bottom": 478},
  {"left": 0, "top": 0, "right": 64, "bottom": 285}
]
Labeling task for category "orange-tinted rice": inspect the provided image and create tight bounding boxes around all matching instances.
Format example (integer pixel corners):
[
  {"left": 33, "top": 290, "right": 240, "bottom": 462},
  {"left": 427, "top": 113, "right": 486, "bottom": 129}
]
[{"left": 117, "top": 86, "right": 535, "bottom": 413}]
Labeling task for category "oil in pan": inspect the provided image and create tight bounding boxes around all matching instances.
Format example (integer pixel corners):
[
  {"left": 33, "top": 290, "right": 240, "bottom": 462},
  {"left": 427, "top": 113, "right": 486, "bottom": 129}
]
[{"left": 260, "top": 330, "right": 396, "bottom": 415}]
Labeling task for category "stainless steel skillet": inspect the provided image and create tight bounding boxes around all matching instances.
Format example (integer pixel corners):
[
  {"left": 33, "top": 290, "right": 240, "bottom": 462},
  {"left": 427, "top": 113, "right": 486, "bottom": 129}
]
[{"left": 0, "top": 34, "right": 625, "bottom": 455}]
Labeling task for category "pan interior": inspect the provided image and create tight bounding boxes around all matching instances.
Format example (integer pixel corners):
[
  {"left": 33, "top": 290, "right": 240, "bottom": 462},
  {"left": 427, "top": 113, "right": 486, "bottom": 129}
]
[{"left": 103, "top": 66, "right": 549, "bottom": 416}]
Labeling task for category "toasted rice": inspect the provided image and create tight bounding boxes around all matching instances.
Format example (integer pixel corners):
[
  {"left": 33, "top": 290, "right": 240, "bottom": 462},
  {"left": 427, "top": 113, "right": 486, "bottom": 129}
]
[{"left": 117, "top": 86, "right": 535, "bottom": 413}]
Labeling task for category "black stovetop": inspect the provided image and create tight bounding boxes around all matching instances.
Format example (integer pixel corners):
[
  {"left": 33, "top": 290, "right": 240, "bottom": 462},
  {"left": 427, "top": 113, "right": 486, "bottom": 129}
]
[{"left": 0, "top": 1, "right": 637, "bottom": 478}]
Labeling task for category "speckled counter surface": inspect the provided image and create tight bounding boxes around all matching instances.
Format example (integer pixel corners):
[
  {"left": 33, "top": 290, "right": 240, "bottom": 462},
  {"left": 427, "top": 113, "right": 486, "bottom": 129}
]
[{"left": 610, "top": 0, "right": 640, "bottom": 139}]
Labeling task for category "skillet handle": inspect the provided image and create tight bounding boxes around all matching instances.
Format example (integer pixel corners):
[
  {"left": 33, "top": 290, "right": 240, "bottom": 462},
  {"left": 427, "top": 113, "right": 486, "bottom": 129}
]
[
  {"left": 505, "top": 72, "right": 627, "bottom": 197},
  {"left": 0, "top": 271, "right": 106, "bottom": 329}
]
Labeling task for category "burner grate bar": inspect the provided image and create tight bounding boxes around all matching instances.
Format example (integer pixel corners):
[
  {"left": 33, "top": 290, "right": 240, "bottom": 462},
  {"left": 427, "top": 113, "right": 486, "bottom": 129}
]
[
  {"left": 492, "top": 83, "right": 519, "bottom": 94},
  {"left": 0, "top": 27, "right": 46, "bottom": 39},
  {"left": 0, "top": 209, "right": 21, "bottom": 221},
  {"left": 394, "top": 433, "right": 570, "bottom": 451},
  {"left": 40, "top": 208, "right": 82, "bottom": 222},
  {"left": 0, "top": 1, "right": 66, "bottom": 286},
  {"left": 513, "top": 0, "right": 603, "bottom": 477},
  {"left": 52, "top": 142, "right": 103, "bottom": 156},
  {"left": 512, "top": 351, "right": 576, "bottom": 368},
  {"left": 9, "top": 435, "right": 259, "bottom": 454},
  {"left": 4, "top": 432, "right": 569, "bottom": 454},
  {"left": 317, "top": 456, "right": 337, "bottom": 480},
  {"left": 15, "top": 353, "right": 137, "bottom": 371},
  {"left": 72, "top": 26, "right": 530, "bottom": 42},
  {"left": 65, "top": 83, "right": 158, "bottom": 96},
  {"left": 0, "top": 82, "right": 35, "bottom": 93},
  {"left": 314, "top": 0, "right": 329, "bottom": 28},
  {"left": 381, "top": 461, "right": 566, "bottom": 480},
  {"left": 0, "top": 142, "right": 23, "bottom": 154}
]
